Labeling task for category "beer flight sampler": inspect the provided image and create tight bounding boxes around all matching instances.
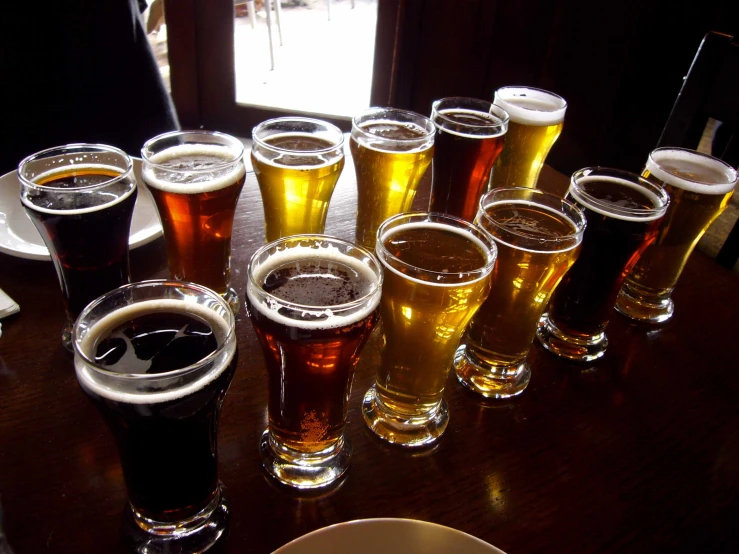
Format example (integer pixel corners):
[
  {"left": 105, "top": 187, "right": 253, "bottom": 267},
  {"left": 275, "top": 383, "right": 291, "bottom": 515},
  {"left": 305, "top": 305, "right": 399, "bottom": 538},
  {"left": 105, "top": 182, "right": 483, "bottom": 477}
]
[{"left": 11, "top": 85, "right": 737, "bottom": 553}]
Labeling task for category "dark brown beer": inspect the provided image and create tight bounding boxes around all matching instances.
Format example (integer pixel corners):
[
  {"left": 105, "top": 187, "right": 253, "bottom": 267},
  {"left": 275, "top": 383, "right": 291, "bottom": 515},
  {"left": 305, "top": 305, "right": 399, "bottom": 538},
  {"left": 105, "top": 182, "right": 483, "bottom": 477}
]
[
  {"left": 430, "top": 103, "right": 507, "bottom": 221},
  {"left": 22, "top": 167, "right": 136, "bottom": 319},
  {"left": 76, "top": 301, "right": 237, "bottom": 523}
]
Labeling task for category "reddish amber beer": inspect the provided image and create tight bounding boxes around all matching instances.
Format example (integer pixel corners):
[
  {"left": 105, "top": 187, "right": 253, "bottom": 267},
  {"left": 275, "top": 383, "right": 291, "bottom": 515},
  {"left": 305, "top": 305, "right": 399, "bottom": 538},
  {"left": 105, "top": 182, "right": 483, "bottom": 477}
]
[
  {"left": 429, "top": 98, "right": 509, "bottom": 222},
  {"left": 142, "top": 131, "right": 246, "bottom": 312}
]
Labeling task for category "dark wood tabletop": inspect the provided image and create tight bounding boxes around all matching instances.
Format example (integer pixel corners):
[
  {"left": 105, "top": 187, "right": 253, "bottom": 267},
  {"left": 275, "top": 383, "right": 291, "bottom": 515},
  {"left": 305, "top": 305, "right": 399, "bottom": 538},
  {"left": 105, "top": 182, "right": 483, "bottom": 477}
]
[{"left": 1, "top": 157, "right": 738, "bottom": 554}]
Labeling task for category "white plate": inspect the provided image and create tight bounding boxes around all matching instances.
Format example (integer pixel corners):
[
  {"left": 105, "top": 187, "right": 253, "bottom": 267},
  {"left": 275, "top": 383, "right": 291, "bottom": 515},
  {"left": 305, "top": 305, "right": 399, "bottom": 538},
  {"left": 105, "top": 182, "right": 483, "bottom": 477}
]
[
  {"left": 272, "top": 518, "right": 506, "bottom": 554},
  {"left": 0, "top": 158, "right": 162, "bottom": 261}
]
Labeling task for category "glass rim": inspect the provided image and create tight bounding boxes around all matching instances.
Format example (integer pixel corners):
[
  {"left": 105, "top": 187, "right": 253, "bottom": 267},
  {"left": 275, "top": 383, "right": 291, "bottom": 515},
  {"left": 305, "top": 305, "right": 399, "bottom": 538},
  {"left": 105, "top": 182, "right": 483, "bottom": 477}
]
[
  {"left": 141, "top": 130, "right": 245, "bottom": 172},
  {"left": 376, "top": 211, "right": 498, "bottom": 281},
  {"left": 478, "top": 187, "right": 587, "bottom": 244},
  {"left": 73, "top": 279, "right": 236, "bottom": 381},
  {"left": 247, "top": 234, "right": 383, "bottom": 312},
  {"left": 571, "top": 167, "right": 670, "bottom": 219},
  {"left": 494, "top": 86, "right": 568, "bottom": 110},
  {"left": 18, "top": 143, "right": 134, "bottom": 192},
  {"left": 351, "top": 107, "right": 436, "bottom": 143},
  {"left": 251, "top": 117, "right": 345, "bottom": 154},
  {"left": 648, "top": 146, "right": 739, "bottom": 187},
  {"left": 431, "top": 97, "right": 510, "bottom": 131}
]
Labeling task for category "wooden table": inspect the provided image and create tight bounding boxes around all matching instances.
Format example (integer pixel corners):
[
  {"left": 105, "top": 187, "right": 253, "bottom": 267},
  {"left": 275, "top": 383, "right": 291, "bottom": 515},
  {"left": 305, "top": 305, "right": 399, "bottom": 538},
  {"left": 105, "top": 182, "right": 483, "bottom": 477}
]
[{"left": 1, "top": 160, "right": 737, "bottom": 553}]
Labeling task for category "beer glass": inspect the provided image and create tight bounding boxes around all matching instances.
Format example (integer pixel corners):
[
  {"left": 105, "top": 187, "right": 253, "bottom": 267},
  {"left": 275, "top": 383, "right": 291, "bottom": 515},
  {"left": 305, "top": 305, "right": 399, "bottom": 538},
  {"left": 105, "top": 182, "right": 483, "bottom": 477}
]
[
  {"left": 141, "top": 130, "right": 246, "bottom": 312},
  {"left": 73, "top": 280, "right": 237, "bottom": 553},
  {"left": 246, "top": 235, "right": 382, "bottom": 488},
  {"left": 537, "top": 168, "right": 669, "bottom": 361},
  {"left": 351, "top": 107, "right": 435, "bottom": 250},
  {"left": 251, "top": 117, "right": 345, "bottom": 242},
  {"left": 18, "top": 144, "right": 137, "bottom": 350},
  {"left": 490, "top": 86, "right": 567, "bottom": 189},
  {"left": 363, "top": 213, "right": 497, "bottom": 447},
  {"left": 454, "top": 188, "right": 585, "bottom": 398},
  {"left": 429, "top": 97, "right": 509, "bottom": 222},
  {"left": 616, "top": 148, "right": 737, "bottom": 322}
]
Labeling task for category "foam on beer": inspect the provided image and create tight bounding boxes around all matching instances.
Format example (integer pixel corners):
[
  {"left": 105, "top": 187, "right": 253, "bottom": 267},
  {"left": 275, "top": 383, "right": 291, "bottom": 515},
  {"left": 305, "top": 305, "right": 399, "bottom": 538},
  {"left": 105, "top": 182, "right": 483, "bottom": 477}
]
[
  {"left": 646, "top": 149, "right": 738, "bottom": 195},
  {"left": 379, "top": 222, "right": 493, "bottom": 286},
  {"left": 247, "top": 244, "right": 381, "bottom": 330},
  {"left": 143, "top": 144, "right": 246, "bottom": 194},
  {"left": 20, "top": 164, "right": 137, "bottom": 215},
  {"left": 494, "top": 88, "right": 566, "bottom": 126},
  {"left": 569, "top": 177, "right": 666, "bottom": 222},
  {"left": 75, "top": 299, "right": 235, "bottom": 405}
]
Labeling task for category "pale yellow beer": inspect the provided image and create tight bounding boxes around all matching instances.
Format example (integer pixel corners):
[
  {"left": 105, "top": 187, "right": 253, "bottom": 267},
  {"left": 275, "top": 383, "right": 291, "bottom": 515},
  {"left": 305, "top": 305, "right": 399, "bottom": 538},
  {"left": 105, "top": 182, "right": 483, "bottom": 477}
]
[
  {"left": 350, "top": 108, "right": 435, "bottom": 250},
  {"left": 251, "top": 118, "right": 345, "bottom": 242},
  {"left": 490, "top": 87, "right": 566, "bottom": 190},
  {"left": 362, "top": 213, "right": 497, "bottom": 447},
  {"left": 616, "top": 148, "right": 737, "bottom": 322},
  {"left": 454, "top": 188, "right": 585, "bottom": 398}
]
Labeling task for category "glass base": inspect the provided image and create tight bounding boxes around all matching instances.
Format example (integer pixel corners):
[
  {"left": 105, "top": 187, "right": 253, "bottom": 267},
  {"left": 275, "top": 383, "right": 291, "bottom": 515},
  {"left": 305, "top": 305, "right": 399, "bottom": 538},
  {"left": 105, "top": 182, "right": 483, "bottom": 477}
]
[
  {"left": 615, "top": 287, "right": 673, "bottom": 323},
  {"left": 453, "top": 345, "right": 530, "bottom": 398},
  {"left": 361, "top": 385, "right": 448, "bottom": 448},
  {"left": 62, "top": 321, "right": 73, "bottom": 351},
  {"left": 536, "top": 314, "right": 607, "bottom": 362},
  {"left": 260, "top": 429, "right": 350, "bottom": 489},
  {"left": 125, "top": 483, "right": 229, "bottom": 554},
  {"left": 223, "top": 287, "right": 240, "bottom": 314}
]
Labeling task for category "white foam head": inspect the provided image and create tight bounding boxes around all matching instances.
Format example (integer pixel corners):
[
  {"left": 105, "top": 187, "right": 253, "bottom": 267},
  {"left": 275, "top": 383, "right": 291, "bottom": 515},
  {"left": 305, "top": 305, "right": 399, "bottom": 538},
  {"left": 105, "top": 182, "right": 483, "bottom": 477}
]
[
  {"left": 75, "top": 299, "right": 235, "bottom": 405},
  {"left": 646, "top": 148, "right": 738, "bottom": 195},
  {"left": 378, "top": 222, "right": 494, "bottom": 286},
  {"left": 247, "top": 244, "right": 381, "bottom": 330},
  {"left": 494, "top": 87, "right": 566, "bottom": 126},
  {"left": 20, "top": 164, "right": 136, "bottom": 215},
  {"left": 143, "top": 144, "right": 246, "bottom": 194}
]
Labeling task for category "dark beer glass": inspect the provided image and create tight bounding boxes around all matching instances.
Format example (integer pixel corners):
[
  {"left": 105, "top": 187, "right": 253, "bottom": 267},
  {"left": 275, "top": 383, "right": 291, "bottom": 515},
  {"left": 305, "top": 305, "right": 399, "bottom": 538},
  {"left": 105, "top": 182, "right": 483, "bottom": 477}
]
[
  {"left": 429, "top": 97, "right": 509, "bottom": 222},
  {"left": 73, "top": 280, "right": 237, "bottom": 553},
  {"left": 246, "top": 235, "right": 382, "bottom": 488},
  {"left": 142, "top": 131, "right": 246, "bottom": 312},
  {"left": 537, "top": 168, "right": 669, "bottom": 361},
  {"left": 18, "top": 144, "right": 137, "bottom": 350}
]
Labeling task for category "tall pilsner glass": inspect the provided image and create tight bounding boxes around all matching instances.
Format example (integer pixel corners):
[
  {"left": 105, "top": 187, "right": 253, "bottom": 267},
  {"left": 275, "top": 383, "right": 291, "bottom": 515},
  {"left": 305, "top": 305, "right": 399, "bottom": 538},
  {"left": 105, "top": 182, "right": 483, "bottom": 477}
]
[
  {"left": 537, "top": 168, "right": 669, "bottom": 361},
  {"left": 73, "top": 280, "right": 237, "bottom": 553},
  {"left": 351, "top": 107, "right": 435, "bottom": 250},
  {"left": 616, "top": 148, "right": 737, "bottom": 322},
  {"left": 454, "top": 188, "right": 585, "bottom": 398},
  {"left": 246, "top": 235, "right": 382, "bottom": 488},
  {"left": 429, "top": 97, "right": 509, "bottom": 222},
  {"left": 18, "top": 144, "right": 137, "bottom": 350},
  {"left": 142, "top": 131, "right": 246, "bottom": 312},
  {"left": 363, "top": 213, "right": 497, "bottom": 447},
  {"left": 251, "top": 117, "right": 345, "bottom": 242},
  {"left": 490, "top": 86, "right": 567, "bottom": 189}
]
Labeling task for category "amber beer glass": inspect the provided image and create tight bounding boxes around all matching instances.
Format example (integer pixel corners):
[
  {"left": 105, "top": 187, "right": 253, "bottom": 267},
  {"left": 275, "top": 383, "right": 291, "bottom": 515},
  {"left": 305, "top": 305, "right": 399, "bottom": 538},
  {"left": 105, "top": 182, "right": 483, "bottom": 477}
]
[
  {"left": 490, "top": 86, "right": 567, "bottom": 189},
  {"left": 18, "top": 144, "right": 137, "bottom": 349},
  {"left": 142, "top": 131, "right": 246, "bottom": 311},
  {"left": 351, "top": 107, "right": 435, "bottom": 250},
  {"left": 429, "top": 97, "right": 509, "bottom": 222},
  {"left": 73, "top": 281, "right": 237, "bottom": 553},
  {"left": 246, "top": 235, "right": 382, "bottom": 488},
  {"left": 616, "top": 148, "right": 737, "bottom": 322},
  {"left": 363, "top": 213, "right": 497, "bottom": 447},
  {"left": 252, "top": 117, "right": 345, "bottom": 242},
  {"left": 455, "top": 188, "right": 585, "bottom": 398},
  {"left": 537, "top": 169, "right": 669, "bottom": 361}
]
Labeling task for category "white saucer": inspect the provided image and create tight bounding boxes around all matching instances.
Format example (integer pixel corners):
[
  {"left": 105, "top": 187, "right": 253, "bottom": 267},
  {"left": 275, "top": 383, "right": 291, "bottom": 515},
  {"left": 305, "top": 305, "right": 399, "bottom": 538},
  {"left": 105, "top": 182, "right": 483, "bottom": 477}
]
[
  {"left": 0, "top": 158, "right": 162, "bottom": 261},
  {"left": 272, "top": 518, "right": 506, "bottom": 554}
]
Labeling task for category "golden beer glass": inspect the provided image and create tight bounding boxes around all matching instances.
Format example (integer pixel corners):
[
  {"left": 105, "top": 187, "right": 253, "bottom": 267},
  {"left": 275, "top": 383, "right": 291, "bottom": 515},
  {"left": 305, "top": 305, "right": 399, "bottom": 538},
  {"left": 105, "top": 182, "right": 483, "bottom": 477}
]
[
  {"left": 351, "top": 107, "right": 435, "bottom": 250},
  {"left": 616, "top": 148, "right": 737, "bottom": 323},
  {"left": 362, "top": 213, "right": 497, "bottom": 447},
  {"left": 141, "top": 131, "right": 246, "bottom": 312},
  {"left": 490, "top": 86, "right": 567, "bottom": 189},
  {"left": 251, "top": 117, "right": 345, "bottom": 242},
  {"left": 454, "top": 188, "right": 585, "bottom": 398}
]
